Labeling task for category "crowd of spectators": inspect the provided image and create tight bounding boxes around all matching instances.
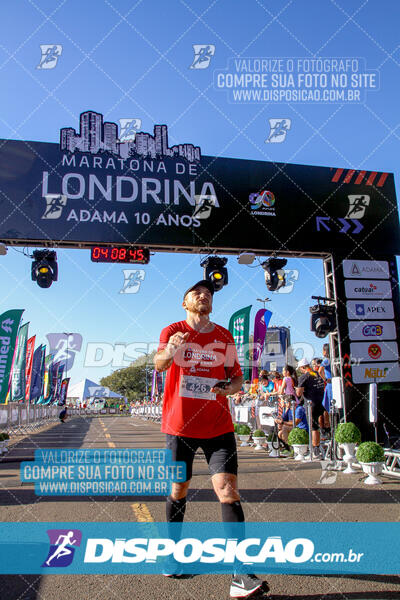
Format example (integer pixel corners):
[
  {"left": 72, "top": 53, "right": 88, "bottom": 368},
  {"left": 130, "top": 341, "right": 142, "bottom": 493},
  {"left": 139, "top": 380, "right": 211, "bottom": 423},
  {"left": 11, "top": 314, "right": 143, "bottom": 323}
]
[{"left": 228, "top": 344, "right": 333, "bottom": 458}]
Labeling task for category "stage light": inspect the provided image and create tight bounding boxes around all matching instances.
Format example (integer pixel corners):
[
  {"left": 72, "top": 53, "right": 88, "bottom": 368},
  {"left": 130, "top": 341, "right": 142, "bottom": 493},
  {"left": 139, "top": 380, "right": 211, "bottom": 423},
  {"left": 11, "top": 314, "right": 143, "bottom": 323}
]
[
  {"left": 31, "top": 250, "right": 58, "bottom": 288},
  {"left": 200, "top": 256, "right": 228, "bottom": 292},
  {"left": 262, "top": 257, "right": 287, "bottom": 291},
  {"left": 310, "top": 301, "right": 337, "bottom": 338}
]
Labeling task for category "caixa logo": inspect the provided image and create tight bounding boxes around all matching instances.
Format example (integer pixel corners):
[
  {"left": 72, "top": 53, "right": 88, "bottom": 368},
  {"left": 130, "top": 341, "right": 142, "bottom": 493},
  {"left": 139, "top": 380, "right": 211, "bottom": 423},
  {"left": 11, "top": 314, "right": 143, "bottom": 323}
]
[
  {"left": 83, "top": 536, "right": 314, "bottom": 565},
  {"left": 42, "top": 529, "right": 82, "bottom": 567},
  {"left": 362, "top": 324, "right": 383, "bottom": 337}
]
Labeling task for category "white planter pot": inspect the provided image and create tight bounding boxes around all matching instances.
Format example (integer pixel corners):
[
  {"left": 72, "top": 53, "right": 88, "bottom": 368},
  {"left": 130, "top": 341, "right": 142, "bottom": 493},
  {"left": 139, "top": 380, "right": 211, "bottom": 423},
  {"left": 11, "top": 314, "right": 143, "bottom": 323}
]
[
  {"left": 238, "top": 434, "right": 250, "bottom": 447},
  {"left": 252, "top": 436, "right": 266, "bottom": 450},
  {"left": 340, "top": 442, "right": 357, "bottom": 474},
  {"left": 292, "top": 444, "right": 309, "bottom": 461},
  {"left": 360, "top": 461, "right": 384, "bottom": 485},
  {"left": 267, "top": 441, "right": 280, "bottom": 457}
]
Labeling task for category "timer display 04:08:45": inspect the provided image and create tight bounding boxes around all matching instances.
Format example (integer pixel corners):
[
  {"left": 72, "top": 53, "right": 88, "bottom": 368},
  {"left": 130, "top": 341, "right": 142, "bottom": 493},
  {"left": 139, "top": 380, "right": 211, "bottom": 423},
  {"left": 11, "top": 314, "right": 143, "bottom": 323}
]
[{"left": 90, "top": 246, "right": 150, "bottom": 264}]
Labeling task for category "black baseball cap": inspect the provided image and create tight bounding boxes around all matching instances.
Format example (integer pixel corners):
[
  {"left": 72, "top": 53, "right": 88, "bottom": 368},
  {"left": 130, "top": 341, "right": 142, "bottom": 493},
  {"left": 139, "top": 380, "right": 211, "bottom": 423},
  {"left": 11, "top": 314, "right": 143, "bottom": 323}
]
[{"left": 183, "top": 280, "right": 215, "bottom": 300}]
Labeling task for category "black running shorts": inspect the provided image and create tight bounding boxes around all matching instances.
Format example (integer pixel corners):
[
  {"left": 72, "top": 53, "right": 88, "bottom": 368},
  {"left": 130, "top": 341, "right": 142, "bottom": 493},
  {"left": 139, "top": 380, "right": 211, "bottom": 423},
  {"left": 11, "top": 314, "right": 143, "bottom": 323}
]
[
  {"left": 311, "top": 402, "right": 325, "bottom": 431},
  {"left": 166, "top": 431, "right": 238, "bottom": 481}
]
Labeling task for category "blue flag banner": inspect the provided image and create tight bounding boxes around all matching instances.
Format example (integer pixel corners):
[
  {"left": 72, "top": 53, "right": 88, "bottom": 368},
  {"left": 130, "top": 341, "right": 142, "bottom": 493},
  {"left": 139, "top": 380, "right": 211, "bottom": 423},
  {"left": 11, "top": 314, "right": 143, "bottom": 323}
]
[
  {"left": 30, "top": 345, "right": 44, "bottom": 402},
  {"left": 0, "top": 522, "right": 398, "bottom": 574}
]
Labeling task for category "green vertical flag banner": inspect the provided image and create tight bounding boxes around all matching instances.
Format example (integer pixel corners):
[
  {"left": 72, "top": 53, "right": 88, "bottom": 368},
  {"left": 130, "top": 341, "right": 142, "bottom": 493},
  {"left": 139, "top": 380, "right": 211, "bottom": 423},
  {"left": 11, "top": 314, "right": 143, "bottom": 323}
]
[
  {"left": 0, "top": 309, "right": 24, "bottom": 404},
  {"left": 11, "top": 322, "right": 29, "bottom": 402},
  {"left": 228, "top": 305, "right": 252, "bottom": 381}
]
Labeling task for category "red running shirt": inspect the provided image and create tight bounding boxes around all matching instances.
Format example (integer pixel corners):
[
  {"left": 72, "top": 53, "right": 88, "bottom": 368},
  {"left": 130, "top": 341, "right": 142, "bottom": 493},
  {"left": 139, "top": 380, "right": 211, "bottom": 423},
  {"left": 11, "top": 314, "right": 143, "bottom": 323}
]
[{"left": 157, "top": 320, "right": 242, "bottom": 438}]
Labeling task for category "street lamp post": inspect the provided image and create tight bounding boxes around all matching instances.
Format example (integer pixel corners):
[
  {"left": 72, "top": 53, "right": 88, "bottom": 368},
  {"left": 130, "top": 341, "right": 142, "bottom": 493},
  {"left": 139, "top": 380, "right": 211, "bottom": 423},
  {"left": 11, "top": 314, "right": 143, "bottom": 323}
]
[
  {"left": 256, "top": 296, "right": 271, "bottom": 310},
  {"left": 63, "top": 332, "right": 73, "bottom": 379}
]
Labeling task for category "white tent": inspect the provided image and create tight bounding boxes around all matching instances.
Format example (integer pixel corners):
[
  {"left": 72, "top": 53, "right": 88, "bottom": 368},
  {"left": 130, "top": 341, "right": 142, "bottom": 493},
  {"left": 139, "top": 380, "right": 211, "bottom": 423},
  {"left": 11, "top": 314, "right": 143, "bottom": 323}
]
[{"left": 67, "top": 378, "right": 124, "bottom": 405}]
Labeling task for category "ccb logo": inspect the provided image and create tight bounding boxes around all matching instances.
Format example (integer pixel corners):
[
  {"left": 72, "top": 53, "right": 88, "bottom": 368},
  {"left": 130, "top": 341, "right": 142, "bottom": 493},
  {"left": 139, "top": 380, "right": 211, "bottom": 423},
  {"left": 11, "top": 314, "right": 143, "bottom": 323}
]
[
  {"left": 249, "top": 190, "right": 275, "bottom": 209},
  {"left": 362, "top": 324, "right": 383, "bottom": 337}
]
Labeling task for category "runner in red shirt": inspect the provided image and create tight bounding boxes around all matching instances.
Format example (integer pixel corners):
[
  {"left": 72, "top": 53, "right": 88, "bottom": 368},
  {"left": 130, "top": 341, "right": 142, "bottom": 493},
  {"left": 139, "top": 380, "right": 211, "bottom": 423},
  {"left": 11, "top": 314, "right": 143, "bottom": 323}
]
[{"left": 154, "top": 280, "right": 268, "bottom": 598}]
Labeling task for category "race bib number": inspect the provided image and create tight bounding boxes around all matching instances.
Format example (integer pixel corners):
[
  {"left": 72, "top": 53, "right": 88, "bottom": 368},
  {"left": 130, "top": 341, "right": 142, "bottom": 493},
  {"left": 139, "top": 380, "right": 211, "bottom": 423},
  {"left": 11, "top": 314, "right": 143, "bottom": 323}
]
[{"left": 179, "top": 375, "right": 218, "bottom": 400}]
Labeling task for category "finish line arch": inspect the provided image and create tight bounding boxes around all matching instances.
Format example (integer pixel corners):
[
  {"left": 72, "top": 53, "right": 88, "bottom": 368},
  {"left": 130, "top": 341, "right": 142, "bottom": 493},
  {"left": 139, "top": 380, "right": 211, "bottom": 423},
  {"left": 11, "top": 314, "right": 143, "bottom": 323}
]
[{"left": 1, "top": 111, "right": 399, "bottom": 440}]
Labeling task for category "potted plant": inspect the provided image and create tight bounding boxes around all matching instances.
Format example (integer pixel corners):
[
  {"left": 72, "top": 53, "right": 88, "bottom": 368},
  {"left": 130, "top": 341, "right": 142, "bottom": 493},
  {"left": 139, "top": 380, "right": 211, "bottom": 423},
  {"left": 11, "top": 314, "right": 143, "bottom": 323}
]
[
  {"left": 237, "top": 424, "right": 251, "bottom": 447},
  {"left": 252, "top": 429, "right": 266, "bottom": 451},
  {"left": 356, "top": 442, "right": 385, "bottom": 485},
  {"left": 266, "top": 432, "right": 280, "bottom": 457},
  {"left": 288, "top": 428, "right": 309, "bottom": 461},
  {"left": 335, "top": 422, "right": 361, "bottom": 474}
]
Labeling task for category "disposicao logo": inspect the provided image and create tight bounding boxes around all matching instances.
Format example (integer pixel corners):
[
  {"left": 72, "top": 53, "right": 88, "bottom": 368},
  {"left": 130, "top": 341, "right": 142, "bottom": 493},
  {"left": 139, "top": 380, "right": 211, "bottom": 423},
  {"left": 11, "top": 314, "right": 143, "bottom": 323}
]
[
  {"left": 42, "top": 529, "right": 82, "bottom": 567},
  {"left": 83, "top": 535, "right": 314, "bottom": 565}
]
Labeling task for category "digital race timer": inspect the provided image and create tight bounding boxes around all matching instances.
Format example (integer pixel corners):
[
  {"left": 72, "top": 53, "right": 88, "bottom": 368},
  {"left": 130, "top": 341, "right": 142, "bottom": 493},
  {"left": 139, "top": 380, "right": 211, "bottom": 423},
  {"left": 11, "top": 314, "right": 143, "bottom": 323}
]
[{"left": 90, "top": 246, "right": 150, "bottom": 264}]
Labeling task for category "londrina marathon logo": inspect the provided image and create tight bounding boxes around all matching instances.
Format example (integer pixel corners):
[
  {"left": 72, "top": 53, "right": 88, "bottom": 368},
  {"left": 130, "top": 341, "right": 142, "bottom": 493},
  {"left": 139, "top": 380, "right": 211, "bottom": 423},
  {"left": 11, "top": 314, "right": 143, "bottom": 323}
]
[
  {"left": 42, "top": 529, "right": 82, "bottom": 567},
  {"left": 249, "top": 190, "right": 276, "bottom": 216}
]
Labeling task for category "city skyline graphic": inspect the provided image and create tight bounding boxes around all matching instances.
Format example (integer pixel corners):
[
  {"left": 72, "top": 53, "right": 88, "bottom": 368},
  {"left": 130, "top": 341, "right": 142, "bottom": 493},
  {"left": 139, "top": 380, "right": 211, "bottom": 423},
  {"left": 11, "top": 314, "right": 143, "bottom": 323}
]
[{"left": 60, "top": 110, "right": 201, "bottom": 163}]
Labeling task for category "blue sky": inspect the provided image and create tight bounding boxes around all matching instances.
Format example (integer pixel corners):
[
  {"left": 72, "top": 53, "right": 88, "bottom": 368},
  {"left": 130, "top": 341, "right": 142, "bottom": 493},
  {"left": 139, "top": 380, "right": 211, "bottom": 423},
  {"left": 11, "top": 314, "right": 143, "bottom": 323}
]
[{"left": 0, "top": 0, "right": 399, "bottom": 386}]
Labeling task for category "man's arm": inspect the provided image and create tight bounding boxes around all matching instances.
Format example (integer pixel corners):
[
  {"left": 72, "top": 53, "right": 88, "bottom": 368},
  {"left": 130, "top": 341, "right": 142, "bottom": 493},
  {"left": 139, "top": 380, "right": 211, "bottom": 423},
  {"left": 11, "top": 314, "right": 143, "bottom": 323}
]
[
  {"left": 154, "top": 331, "right": 189, "bottom": 372},
  {"left": 211, "top": 375, "right": 243, "bottom": 396}
]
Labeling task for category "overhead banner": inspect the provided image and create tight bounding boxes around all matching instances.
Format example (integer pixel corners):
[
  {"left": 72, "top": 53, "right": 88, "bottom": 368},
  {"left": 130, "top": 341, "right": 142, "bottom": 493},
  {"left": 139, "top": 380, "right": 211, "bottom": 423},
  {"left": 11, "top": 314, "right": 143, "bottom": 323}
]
[
  {"left": 229, "top": 305, "right": 252, "bottom": 381},
  {"left": 0, "top": 309, "right": 24, "bottom": 404},
  {"left": 0, "top": 110, "right": 399, "bottom": 254},
  {"left": 25, "top": 335, "right": 36, "bottom": 401},
  {"left": 251, "top": 308, "right": 272, "bottom": 380},
  {"left": 11, "top": 322, "right": 29, "bottom": 402}
]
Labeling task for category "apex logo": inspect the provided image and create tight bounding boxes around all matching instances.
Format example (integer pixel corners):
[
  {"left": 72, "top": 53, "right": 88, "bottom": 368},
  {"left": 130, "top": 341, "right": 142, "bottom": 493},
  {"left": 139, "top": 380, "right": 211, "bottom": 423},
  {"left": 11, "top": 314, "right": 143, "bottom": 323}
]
[{"left": 42, "top": 529, "right": 82, "bottom": 567}]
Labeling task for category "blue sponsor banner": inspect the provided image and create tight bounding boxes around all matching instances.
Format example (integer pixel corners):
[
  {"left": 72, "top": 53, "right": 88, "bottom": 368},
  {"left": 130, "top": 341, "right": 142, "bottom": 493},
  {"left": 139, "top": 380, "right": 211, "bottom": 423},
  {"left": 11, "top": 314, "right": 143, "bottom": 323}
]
[
  {"left": 20, "top": 449, "right": 186, "bottom": 496},
  {"left": 0, "top": 522, "right": 399, "bottom": 575}
]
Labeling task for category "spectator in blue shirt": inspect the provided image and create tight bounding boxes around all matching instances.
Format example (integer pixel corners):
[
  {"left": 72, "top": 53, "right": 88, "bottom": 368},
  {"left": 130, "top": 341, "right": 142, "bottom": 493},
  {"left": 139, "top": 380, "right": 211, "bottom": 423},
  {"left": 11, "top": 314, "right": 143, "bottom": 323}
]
[{"left": 275, "top": 397, "right": 309, "bottom": 451}]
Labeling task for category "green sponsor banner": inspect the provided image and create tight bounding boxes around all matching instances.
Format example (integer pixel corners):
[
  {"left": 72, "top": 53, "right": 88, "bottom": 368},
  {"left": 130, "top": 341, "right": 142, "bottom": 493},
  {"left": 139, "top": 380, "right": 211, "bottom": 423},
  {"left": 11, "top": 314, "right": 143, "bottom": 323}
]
[
  {"left": 228, "top": 305, "right": 252, "bottom": 381},
  {"left": 10, "top": 322, "right": 29, "bottom": 402},
  {"left": 0, "top": 310, "right": 24, "bottom": 404}
]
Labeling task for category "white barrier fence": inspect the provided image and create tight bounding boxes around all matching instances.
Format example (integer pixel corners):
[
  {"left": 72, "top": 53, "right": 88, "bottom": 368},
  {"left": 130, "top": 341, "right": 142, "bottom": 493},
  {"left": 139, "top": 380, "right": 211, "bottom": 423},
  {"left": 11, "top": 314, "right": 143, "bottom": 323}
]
[
  {"left": 0, "top": 403, "right": 60, "bottom": 434},
  {"left": 131, "top": 405, "right": 162, "bottom": 422}
]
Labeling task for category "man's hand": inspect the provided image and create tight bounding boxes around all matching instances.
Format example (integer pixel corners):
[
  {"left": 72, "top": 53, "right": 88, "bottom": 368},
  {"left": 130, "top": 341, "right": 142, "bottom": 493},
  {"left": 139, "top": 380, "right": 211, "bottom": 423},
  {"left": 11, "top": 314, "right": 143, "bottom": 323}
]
[
  {"left": 154, "top": 331, "right": 190, "bottom": 372},
  {"left": 166, "top": 331, "right": 190, "bottom": 356}
]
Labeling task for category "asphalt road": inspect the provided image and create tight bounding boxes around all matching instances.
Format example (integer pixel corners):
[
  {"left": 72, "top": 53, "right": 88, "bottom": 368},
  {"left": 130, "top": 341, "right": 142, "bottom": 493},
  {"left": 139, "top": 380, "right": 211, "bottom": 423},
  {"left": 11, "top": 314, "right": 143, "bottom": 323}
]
[{"left": 0, "top": 414, "right": 399, "bottom": 600}]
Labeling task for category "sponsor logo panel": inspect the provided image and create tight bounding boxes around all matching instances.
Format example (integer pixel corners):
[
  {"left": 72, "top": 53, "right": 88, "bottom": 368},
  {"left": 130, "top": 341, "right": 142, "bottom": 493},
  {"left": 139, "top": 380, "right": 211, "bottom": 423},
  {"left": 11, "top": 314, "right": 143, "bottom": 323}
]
[
  {"left": 344, "top": 279, "right": 392, "bottom": 299},
  {"left": 350, "top": 341, "right": 399, "bottom": 363},
  {"left": 342, "top": 259, "right": 389, "bottom": 279},
  {"left": 346, "top": 300, "right": 394, "bottom": 320},
  {"left": 352, "top": 361, "right": 400, "bottom": 384},
  {"left": 348, "top": 320, "right": 397, "bottom": 341}
]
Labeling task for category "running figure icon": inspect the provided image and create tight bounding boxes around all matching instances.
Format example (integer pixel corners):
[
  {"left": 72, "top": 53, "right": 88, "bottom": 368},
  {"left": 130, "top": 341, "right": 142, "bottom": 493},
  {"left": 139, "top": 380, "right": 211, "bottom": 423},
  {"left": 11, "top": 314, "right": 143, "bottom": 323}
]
[
  {"left": 45, "top": 531, "right": 77, "bottom": 566},
  {"left": 42, "top": 529, "right": 82, "bottom": 568}
]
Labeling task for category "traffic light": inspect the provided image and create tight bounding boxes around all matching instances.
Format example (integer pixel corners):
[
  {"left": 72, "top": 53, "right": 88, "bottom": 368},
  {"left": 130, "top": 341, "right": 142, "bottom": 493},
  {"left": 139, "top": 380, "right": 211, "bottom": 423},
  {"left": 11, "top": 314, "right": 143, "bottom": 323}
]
[
  {"left": 31, "top": 250, "right": 58, "bottom": 288},
  {"left": 310, "top": 303, "right": 337, "bottom": 338},
  {"left": 201, "top": 256, "right": 228, "bottom": 292},
  {"left": 262, "top": 257, "right": 287, "bottom": 292}
]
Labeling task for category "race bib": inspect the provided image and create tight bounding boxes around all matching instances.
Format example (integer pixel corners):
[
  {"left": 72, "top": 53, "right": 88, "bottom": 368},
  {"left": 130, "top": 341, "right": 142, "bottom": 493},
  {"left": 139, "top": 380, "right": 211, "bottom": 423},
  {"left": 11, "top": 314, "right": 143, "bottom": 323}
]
[{"left": 179, "top": 375, "right": 218, "bottom": 400}]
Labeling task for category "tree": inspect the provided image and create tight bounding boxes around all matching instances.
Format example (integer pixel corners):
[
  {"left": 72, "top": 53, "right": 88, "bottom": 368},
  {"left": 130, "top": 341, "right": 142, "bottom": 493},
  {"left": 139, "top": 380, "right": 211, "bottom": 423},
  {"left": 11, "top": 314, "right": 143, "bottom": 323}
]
[{"left": 100, "top": 351, "right": 156, "bottom": 402}]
